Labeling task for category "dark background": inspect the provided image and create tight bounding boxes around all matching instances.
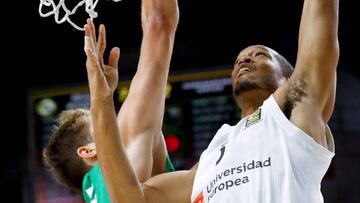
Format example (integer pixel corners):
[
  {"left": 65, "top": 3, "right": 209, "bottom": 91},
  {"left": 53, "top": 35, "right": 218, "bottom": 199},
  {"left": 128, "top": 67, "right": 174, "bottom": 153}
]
[{"left": 4, "top": 0, "right": 359, "bottom": 202}]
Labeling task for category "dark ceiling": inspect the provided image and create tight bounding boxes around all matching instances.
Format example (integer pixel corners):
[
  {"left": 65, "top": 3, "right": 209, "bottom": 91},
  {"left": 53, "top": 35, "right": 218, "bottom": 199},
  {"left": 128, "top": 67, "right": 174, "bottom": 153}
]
[
  {"left": 29, "top": 0, "right": 359, "bottom": 87},
  {"left": 3, "top": 0, "right": 359, "bottom": 201}
]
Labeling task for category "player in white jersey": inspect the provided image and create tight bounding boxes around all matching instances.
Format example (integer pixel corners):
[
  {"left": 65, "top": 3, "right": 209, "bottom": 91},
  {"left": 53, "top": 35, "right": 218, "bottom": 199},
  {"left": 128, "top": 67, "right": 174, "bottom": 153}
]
[{"left": 88, "top": 0, "right": 339, "bottom": 202}]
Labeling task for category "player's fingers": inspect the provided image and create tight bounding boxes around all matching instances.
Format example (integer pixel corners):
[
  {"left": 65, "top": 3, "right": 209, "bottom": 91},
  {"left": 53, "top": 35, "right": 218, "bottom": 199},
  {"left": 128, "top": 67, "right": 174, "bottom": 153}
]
[
  {"left": 108, "top": 47, "right": 120, "bottom": 70},
  {"left": 87, "top": 18, "right": 97, "bottom": 48},
  {"left": 85, "top": 48, "right": 101, "bottom": 71},
  {"left": 84, "top": 25, "right": 96, "bottom": 53},
  {"left": 84, "top": 37, "right": 96, "bottom": 53},
  {"left": 97, "top": 24, "right": 106, "bottom": 65},
  {"left": 84, "top": 24, "right": 91, "bottom": 37}
]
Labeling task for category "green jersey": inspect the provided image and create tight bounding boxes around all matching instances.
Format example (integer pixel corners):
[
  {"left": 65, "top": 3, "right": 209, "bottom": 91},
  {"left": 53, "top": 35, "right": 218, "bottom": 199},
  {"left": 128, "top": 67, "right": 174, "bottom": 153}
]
[{"left": 82, "top": 155, "right": 174, "bottom": 203}]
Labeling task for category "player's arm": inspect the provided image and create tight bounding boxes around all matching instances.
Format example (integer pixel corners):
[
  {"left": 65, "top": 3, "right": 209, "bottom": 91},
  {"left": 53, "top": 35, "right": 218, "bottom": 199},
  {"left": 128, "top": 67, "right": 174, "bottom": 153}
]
[
  {"left": 116, "top": 0, "right": 180, "bottom": 181},
  {"left": 275, "top": 0, "right": 339, "bottom": 147},
  {"left": 91, "top": 84, "right": 196, "bottom": 203},
  {"left": 295, "top": 0, "right": 339, "bottom": 121},
  {"left": 85, "top": 21, "right": 193, "bottom": 203},
  {"left": 142, "top": 165, "right": 197, "bottom": 203},
  {"left": 91, "top": 96, "right": 196, "bottom": 203}
]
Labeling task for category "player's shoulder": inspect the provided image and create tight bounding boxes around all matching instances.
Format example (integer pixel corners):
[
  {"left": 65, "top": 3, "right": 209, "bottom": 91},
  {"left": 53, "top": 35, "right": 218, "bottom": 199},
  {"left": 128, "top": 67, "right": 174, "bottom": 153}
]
[
  {"left": 205, "top": 124, "right": 234, "bottom": 151},
  {"left": 218, "top": 123, "right": 233, "bottom": 133}
]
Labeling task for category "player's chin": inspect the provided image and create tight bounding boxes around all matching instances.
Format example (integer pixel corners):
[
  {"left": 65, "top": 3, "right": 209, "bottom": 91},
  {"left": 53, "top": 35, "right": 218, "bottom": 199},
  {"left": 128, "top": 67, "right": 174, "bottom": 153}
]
[{"left": 233, "top": 79, "right": 262, "bottom": 96}]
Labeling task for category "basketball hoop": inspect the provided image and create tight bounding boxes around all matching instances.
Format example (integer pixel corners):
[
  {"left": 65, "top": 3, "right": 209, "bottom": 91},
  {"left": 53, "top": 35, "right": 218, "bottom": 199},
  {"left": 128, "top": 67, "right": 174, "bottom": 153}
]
[{"left": 39, "top": 0, "right": 121, "bottom": 31}]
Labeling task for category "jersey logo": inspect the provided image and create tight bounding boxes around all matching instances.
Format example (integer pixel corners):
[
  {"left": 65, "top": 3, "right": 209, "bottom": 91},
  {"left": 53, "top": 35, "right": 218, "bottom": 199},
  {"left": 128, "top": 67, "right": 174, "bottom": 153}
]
[
  {"left": 245, "top": 108, "right": 262, "bottom": 128},
  {"left": 192, "top": 192, "right": 204, "bottom": 203},
  {"left": 86, "top": 184, "right": 97, "bottom": 202},
  {"left": 216, "top": 145, "right": 226, "bottom": 165},
  {"left": 86, "top": 185, "right": 94, "bottom": 198}
]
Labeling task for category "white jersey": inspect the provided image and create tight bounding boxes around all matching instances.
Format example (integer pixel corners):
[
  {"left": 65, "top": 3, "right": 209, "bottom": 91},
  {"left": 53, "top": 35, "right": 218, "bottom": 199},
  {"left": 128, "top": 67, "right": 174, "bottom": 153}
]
[{"left": 191, "top": 95, "right": 335, "bottom": 203}]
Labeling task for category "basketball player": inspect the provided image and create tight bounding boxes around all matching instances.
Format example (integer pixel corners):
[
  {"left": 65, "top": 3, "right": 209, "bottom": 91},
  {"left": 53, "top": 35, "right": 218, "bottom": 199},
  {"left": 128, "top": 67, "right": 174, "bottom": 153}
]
[
  {"left": 43, "top": 0, "right": 179, "bottom": 200},
  {"left": 88, "top": 0, "right": 339, "bottom": 202}
]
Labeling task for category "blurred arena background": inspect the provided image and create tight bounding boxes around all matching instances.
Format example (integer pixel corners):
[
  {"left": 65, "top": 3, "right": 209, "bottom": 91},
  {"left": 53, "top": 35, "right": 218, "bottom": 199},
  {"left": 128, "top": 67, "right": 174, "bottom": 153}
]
[{"left": 4, "top": 0, "right": 359, "bottom": 202}]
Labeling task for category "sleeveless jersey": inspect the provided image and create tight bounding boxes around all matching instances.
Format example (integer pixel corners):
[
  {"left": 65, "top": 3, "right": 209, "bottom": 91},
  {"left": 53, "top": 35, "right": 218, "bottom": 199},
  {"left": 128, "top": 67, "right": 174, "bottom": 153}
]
[
  {"left": 82, "top": 155, "right": 175, "bottom": 203},
  {"left": 191, "top": 95, "right": 335, "bottom": 203}
]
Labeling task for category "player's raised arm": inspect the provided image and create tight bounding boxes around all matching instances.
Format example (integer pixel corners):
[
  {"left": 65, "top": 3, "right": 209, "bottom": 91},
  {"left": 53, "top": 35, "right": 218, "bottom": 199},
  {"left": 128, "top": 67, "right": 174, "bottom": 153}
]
[
  {"left": 296, "top": 0, "right": 339, "bottom": 113},
  {"left": 275, "top": 0, "right": 339, "bottom": 147},
  {"left": 85, "top": 20, "right": 195, "bottom": 203},
  {"left": 116, "top": 0, "right": 180, "bottom": 181}
]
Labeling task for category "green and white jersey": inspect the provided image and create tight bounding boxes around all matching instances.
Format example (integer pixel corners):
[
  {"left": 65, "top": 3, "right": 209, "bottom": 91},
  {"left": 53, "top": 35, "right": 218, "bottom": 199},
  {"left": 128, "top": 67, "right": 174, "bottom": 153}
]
[
  {"left": 82, "top": 155, "right": 175, "bottom": 203},
  {"left": 82, "top": 163, "right": 109, "bottom": 203}
]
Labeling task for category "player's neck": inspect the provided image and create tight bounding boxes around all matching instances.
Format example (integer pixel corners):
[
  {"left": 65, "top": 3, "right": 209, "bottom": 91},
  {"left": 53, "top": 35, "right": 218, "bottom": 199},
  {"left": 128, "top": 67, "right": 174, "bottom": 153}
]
[{"left": 236, "top": 90, "right": 271, "bottom": 119}]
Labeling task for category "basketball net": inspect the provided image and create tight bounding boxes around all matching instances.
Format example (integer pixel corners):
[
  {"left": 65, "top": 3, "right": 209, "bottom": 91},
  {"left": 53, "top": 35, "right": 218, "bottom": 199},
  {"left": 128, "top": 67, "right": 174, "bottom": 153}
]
[{"left": 39, "top": 0, "right": 121, "bottom": 31}]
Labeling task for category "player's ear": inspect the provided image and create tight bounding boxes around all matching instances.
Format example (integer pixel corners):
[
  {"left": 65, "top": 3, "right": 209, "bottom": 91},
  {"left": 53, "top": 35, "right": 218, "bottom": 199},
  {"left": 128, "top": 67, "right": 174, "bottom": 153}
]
[{"left": 77, "top": 143, "right": 97, "bottom": 158}]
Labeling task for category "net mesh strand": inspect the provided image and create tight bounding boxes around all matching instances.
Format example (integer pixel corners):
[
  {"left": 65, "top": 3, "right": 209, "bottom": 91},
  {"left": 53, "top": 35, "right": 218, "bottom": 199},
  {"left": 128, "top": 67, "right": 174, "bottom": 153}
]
[{"left": 39, "top": 0, "right": 121, "bottom": 31}]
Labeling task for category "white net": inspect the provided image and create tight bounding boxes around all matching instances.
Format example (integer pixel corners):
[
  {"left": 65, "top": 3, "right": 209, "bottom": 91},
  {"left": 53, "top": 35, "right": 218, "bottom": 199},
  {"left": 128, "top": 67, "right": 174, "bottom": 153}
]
[{"left": 39, "top": 0, "right": 121, "bottom": 31}]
